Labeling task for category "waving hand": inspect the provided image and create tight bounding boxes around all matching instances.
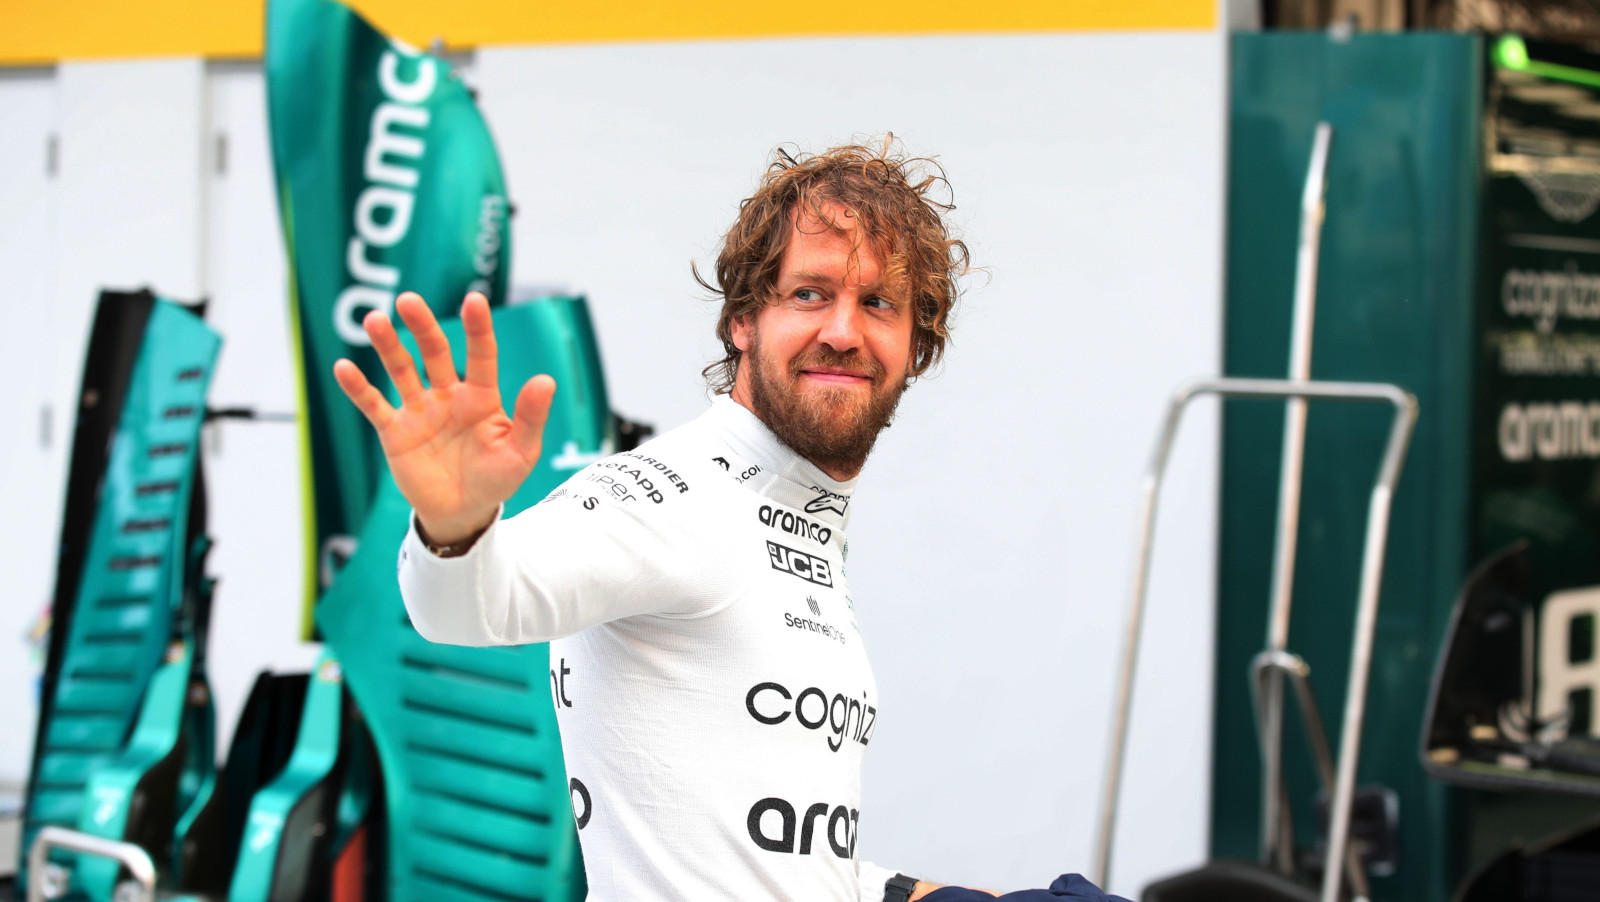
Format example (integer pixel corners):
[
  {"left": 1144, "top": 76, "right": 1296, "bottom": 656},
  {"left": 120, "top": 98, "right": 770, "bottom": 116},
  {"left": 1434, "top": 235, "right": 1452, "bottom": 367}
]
[{"left": 333, "top": 291, "right": 555, "bottom": 546}]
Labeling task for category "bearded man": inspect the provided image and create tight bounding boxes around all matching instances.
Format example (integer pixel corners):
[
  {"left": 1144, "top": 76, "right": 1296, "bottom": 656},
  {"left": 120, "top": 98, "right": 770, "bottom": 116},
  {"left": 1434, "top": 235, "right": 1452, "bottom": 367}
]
[{"left": 334, "top": 142, "right": 982, "bottom": 901}]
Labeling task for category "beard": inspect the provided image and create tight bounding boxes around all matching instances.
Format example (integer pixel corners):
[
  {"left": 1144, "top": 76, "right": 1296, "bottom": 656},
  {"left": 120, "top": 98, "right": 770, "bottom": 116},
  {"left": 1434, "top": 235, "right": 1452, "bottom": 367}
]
[{"left": 743, "top": 329, "right": 908, "bottom": 477}]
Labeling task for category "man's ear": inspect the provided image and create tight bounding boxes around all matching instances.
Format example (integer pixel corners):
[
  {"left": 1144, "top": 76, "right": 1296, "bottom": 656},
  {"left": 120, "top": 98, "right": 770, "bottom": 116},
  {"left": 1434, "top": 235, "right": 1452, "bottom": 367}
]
[{"left": 730, "top": 312, "right": 753, "bottom": 353}]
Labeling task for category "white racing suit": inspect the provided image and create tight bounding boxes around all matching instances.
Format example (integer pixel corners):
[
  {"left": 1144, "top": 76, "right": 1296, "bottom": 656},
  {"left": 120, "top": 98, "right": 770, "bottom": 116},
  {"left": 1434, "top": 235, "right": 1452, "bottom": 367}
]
[{"left": 399, "top": 396, "right": 902, "bottom": 901}]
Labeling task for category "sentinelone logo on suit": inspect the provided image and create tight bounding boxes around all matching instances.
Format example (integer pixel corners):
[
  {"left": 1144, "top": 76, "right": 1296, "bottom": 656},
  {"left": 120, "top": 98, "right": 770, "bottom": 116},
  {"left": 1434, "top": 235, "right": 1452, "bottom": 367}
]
[{"left": 784, "top": 600, "right": 848, "bottom": 645}]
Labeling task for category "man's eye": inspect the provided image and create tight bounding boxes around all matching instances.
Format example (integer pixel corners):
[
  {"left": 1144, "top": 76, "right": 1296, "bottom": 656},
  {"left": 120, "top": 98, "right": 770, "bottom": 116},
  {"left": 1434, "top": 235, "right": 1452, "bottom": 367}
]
[
  {"left": 795, "top": 288, "right": 823, "bottom": 303},
  {"left": 864, "top": 296, "right": 894, "bottom": 310}
]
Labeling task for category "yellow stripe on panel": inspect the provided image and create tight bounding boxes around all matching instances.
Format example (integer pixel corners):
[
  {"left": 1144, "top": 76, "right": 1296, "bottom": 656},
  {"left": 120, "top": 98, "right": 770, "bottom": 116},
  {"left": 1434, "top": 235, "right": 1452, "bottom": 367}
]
[{"left": 2, "top": 0, "right": 1214, "bottom": 65}]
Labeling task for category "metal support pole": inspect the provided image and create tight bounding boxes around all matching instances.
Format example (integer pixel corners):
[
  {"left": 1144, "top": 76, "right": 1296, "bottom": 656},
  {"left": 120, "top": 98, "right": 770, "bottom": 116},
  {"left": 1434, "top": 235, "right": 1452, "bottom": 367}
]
[{"left": 1262, "top": 120, "right": 1333, "bottom": 873}]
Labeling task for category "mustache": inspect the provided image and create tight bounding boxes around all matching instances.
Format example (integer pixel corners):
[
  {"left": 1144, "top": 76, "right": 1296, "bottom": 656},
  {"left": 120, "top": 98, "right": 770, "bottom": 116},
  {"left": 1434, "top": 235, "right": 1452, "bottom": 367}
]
[{"left": 788, "top": 347, "right": 885, "bottom": 382}]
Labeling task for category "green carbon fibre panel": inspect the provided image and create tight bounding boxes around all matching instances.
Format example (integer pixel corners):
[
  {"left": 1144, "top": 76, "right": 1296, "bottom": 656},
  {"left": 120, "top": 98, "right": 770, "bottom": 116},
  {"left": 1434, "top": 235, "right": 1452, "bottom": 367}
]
[
  {"left": 21, "top": 299, "right": 220, "bottom": 890},
  {"left": 316, "top": 298, "right": 608, "bottom": 902}
]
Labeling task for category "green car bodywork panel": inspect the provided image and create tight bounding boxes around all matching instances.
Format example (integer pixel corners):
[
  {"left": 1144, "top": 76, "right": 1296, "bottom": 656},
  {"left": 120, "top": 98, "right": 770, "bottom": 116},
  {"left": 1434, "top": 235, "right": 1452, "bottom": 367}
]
[
  {"left": 315, "top": 297, "right": 608, "bottom": 902},
  {"left": 74, "top": 638, "right": 198, "bottom": 898},
  {"left": 265, "top": 0, "right": 512, "bottom": 613},
  {"left": 74, "top": 536, "right": 218, "bottom": 901},
  {"left": 21, "top": 297, "right": 220, "bottom": 894},
  {"left": 227, "top": 652, "right": 348, "bottom": 902}
]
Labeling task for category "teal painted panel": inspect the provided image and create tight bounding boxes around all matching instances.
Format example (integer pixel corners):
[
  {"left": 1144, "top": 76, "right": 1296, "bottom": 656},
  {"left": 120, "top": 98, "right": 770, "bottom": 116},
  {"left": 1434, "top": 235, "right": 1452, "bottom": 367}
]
[
  {"left": 21, "top": 297, "right": 220, "bottom": 890},
  {"left": 265, "top": 0, "right": 512, "bottom": 595},
  {"left": 316, "top": 297, "right": 605, "bottom": 902},
  {"left": 74, "top": 644, "right": 195, "bottom": 899},
  {"left": 1219, "top": 33, "right": 1483, "bottom": 902},
  {"left": 227, "top": 652, "right": 346, "bottom": 902}
]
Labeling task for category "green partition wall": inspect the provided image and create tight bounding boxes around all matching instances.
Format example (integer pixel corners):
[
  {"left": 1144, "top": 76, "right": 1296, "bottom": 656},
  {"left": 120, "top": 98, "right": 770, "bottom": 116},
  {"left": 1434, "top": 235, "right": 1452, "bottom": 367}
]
[
  {"left": 1223, "top": 31, "right": 1600, "bottom": 902},
  {"left": 1217, "top": 32, "right": 1481, "bottom": 902}
]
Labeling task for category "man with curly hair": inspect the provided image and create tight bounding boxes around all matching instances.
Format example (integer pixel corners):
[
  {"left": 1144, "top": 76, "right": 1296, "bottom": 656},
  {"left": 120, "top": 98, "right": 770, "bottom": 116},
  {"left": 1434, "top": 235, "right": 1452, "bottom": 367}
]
[{"left": 336, "top": 140, "right": 985, "bottom": 901}]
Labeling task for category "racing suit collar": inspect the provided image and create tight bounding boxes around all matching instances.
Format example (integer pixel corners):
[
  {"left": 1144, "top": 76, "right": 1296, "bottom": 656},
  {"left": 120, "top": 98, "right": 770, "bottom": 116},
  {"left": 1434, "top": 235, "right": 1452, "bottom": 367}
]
[{"left": 703, "top": 396, "right": 857, "bottom": 533}]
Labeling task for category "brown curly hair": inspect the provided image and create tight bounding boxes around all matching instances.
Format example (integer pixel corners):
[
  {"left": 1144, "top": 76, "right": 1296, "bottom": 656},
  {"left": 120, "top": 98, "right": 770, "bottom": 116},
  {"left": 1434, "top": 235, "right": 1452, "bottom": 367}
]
[{"left": 698, "top": 138, "right": 971, "bottom": 394}]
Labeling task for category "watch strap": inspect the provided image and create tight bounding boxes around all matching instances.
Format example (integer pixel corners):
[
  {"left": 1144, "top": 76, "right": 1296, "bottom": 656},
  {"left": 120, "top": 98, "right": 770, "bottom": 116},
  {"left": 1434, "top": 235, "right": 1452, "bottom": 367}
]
[
  {"left": 883, "top": 873, "right": 919, "bottom": 902},
  {"left": 415, "top": 516, "right": 489, "bottom": 558}
]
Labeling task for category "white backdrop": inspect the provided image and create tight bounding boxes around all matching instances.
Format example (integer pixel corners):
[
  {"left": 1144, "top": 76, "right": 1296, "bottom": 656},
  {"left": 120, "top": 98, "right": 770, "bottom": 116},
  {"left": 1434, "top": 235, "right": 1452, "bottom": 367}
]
[
  {"left": 0, "top": 29, "right": 1224, "bottom": 897},
  {"left": 0, "top": 66, "right": 58, "bottom": 800}
]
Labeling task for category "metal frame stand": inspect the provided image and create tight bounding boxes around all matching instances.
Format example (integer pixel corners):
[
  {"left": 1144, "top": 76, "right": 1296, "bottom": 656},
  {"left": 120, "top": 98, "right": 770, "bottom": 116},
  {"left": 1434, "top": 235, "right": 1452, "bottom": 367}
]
[
  {"left": 28, "top": 826, "right": 156, "bottom": 902},
  {"left": 1093, "top": 377, "right": 1417, "bottom": 902}
]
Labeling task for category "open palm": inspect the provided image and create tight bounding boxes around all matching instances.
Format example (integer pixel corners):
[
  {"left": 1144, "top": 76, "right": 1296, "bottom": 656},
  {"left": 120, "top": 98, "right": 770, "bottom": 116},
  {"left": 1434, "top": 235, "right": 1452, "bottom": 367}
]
[{"left": 333, "top": 291, "right": 555, "bottom": 545}]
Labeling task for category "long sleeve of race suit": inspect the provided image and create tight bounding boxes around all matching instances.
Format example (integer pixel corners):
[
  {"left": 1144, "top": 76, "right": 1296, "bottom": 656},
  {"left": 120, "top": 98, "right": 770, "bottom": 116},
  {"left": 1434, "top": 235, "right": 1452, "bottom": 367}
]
[
  {"left": 398, "top": 480, "right": 736, "bottom": 647},
  {"left": 858, "top": 860, "right": 898, "bottom": 902}
]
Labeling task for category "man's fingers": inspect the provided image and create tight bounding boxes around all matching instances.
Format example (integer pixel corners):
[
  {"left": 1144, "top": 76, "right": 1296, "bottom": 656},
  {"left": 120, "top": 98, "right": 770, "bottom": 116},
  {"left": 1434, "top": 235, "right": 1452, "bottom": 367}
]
[
  {"left": 364, "top": 309, "right": 425, "bottom": 404},
  {"left": 332, "top": 358, "right": 396, "bottom": 430},
  {"left": 509, "top": 374, "right": 557, "bottom": 462},
  {"left": 462, "top": 292, "right": 498, "bottom": 389},
  {"left": 395, "top": 291, "right": 460, "bottom": 390}
]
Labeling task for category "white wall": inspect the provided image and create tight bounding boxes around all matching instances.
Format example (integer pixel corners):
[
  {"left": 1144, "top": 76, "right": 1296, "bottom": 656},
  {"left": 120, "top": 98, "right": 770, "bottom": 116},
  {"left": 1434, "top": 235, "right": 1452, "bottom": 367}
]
[
  {"left": 0, "top": 29, "right": 1225, "bottom": 897},
  {"left": 0, "top": 66, "right": 58, "bottom": 798},
  {"left": 201, "top": 61, "right": 324, "bottom": 754}
]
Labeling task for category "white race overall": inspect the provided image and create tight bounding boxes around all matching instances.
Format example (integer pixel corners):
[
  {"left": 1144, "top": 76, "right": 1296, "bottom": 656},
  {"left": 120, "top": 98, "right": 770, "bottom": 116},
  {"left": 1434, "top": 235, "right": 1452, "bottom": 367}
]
[{"left": 399, "top": 396, "right": 901, "bottom": 901}]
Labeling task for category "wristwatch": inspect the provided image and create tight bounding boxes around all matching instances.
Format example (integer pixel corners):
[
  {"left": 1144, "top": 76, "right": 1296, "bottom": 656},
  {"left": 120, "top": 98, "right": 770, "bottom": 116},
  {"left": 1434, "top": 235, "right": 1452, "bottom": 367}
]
[
  {"left": 883, "top": 873, "right": 919, "bottom": 902},
  {"left": 421, "top": 533, "right": 480, "bottom": 558},
  {"left": 415, "top": 516, "right": 488, "bottom": 559}
]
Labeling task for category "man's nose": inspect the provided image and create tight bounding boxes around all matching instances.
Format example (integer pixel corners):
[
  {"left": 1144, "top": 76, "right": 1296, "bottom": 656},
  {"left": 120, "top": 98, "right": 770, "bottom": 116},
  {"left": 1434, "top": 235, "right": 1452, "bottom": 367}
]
[{"left": 816, "top": 296, "right": 865, "bottom": 352}]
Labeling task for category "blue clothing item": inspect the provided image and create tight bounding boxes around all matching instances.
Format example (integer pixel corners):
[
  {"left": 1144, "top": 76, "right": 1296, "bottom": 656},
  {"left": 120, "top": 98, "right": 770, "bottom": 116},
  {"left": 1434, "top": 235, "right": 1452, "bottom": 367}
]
[{"left": 923, "top": 873, "right": 1134, "bottom": 902}]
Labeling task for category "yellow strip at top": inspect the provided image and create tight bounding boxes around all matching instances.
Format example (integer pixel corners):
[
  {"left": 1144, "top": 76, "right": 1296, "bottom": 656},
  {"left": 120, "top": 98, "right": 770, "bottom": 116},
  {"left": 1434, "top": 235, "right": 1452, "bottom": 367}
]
[{"left": 1, "top": 0, "right": 1214, "bottom": 66}]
